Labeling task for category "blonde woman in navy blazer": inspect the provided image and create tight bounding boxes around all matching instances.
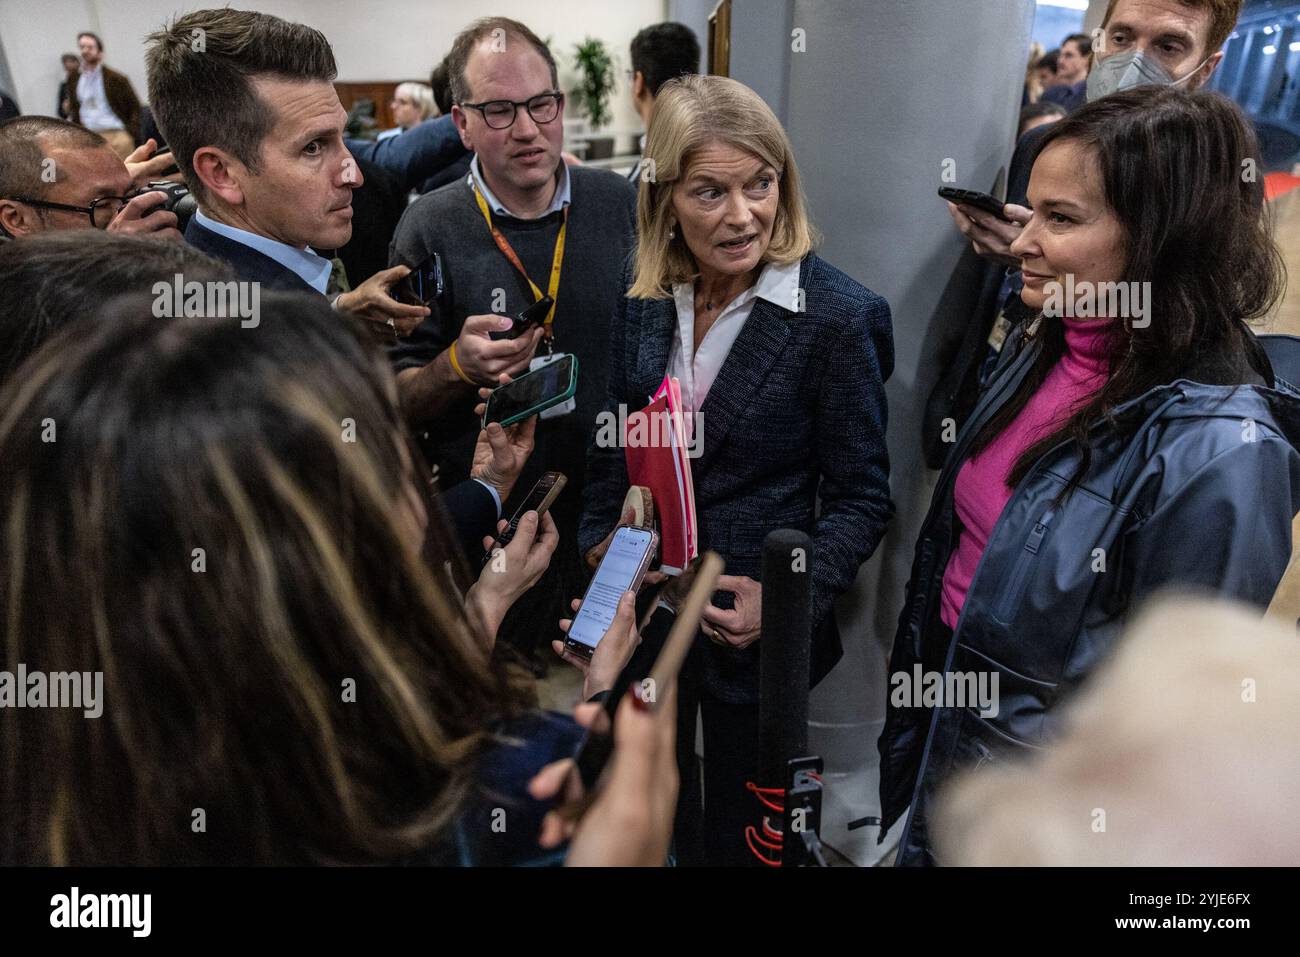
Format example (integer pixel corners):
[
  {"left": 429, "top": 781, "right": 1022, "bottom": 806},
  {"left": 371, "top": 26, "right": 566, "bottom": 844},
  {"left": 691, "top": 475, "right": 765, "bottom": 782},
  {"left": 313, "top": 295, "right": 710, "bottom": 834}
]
[{"left": 579, "top": 75, "right": 894, "bottom": 865}]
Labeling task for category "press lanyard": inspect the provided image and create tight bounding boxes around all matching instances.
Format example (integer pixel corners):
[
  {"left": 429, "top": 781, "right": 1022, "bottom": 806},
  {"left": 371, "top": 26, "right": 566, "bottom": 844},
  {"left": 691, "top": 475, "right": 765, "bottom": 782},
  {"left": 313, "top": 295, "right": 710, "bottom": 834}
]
[{"left": 471, "top": 181, "right": 567, "bottom": 342}]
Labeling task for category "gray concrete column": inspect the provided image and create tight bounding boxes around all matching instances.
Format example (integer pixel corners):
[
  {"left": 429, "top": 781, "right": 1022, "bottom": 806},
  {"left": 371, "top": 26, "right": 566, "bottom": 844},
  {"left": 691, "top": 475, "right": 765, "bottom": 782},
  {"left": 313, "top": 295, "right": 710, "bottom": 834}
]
[{"left": 728, "top": 0, "right": 1036, "bottom": 865}]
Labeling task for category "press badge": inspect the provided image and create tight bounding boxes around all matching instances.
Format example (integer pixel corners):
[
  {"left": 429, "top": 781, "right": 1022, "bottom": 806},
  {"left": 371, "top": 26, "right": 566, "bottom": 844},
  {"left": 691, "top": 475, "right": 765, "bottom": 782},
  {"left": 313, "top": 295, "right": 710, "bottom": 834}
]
[{"left": 531, "top": 351, "right": 576, "bottom": 419}]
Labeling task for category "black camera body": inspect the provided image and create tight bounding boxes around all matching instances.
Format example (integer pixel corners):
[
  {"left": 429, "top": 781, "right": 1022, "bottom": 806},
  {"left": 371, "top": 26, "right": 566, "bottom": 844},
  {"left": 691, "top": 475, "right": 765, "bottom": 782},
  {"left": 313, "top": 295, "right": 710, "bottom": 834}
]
[{"left": 131, "top": 180, "right": 197, "bottom": 230}]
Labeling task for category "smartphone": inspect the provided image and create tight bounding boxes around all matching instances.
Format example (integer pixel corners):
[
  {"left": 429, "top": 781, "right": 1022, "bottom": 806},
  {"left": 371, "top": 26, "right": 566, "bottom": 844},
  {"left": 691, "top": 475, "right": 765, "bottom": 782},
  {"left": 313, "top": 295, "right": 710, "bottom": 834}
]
[
  {"left": 938, "top": 186, "right": 1010, "bottom": 220},
  {"left": 563, "top": 525, "right": 659, "bottom": 662},
  {"left": 570, "top": 551, "right": 724, "bottom": 788},
  {"left": 481, "top": 354, "right": 577, "bottom": 428},
  {"left": 482, "top": 471, "right": 566, "bottom": 561},
  {"left": 393, "top": 253, "right": 445, "bottom": 308},
  {"left": 489, "top": 295, "right": 554, "bottom": 341}
]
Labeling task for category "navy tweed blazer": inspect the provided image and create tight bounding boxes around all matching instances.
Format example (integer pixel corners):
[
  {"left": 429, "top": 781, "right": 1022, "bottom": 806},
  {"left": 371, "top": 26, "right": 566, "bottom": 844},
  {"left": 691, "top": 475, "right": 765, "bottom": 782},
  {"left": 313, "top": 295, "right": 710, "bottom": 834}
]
[{"left": 579, "top": 252, "right": 895, "bottom": 703}]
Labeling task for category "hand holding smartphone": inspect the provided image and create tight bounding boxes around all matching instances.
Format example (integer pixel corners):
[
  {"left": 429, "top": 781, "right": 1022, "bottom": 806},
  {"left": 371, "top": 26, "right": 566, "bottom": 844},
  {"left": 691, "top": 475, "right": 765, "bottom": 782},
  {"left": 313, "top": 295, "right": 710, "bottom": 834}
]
[
  {"left": 938, "top": 186, "right": 1011, "bottom": 221},
  {"left": 483, "top": 472, "right": 566, "bottom": 562},
  {"left": 562, "top": 525, "right": 659, "bottom": 663},
  {"left": 481, "top": 354, "right": 578, "bottom": 428},
  {"left": 393, "top": 253, "right": 445, "bottom": 309},
  {"left": 490, "top": 295, "right": 553, "bottom": 341}
]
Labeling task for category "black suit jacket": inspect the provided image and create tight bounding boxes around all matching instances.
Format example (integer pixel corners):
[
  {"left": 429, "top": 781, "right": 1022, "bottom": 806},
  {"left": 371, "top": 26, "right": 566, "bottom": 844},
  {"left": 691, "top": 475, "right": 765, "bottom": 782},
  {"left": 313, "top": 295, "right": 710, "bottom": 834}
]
[{"left": 184, "top": 216, "right": 500, "bottom": 556}]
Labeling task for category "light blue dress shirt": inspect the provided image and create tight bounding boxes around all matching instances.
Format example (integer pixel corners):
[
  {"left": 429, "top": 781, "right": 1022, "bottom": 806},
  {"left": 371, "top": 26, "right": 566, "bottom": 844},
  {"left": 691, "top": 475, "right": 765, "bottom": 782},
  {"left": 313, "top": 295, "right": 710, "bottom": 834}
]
[{"left": 193, "top": 209, "right": 333, "bottom": 294}]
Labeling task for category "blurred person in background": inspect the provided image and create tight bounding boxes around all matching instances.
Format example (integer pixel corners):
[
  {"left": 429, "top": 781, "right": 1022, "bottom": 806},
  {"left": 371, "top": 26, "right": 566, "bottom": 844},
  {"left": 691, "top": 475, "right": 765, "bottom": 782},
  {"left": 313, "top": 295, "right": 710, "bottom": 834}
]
[
  {"left": 1018, "top": 100, "right": 1067, "bottom": 138},
  {"left": 1024, "top": 41, "right": 1046, "bottom": 104},
  {"left": 1042, "top": 32, "right": 1093, "bottom": 112},
  {"left": 380, "top": 81, "right": 437, "bottom": 140},
  {"left": 57, "top": 52, "right": 80, "bottom": 118},
  {"left": 68, "top": 31, "right": 141, "bottom": 157},
  {"left": 628, "top": 21, "right": 702, "bottom": 180},
  {"left": 934, "top": 597, "right": 1300, "bottom": 865},
  {"left": 1035, "top": 48, "right": 1060, "bottom": 93}
]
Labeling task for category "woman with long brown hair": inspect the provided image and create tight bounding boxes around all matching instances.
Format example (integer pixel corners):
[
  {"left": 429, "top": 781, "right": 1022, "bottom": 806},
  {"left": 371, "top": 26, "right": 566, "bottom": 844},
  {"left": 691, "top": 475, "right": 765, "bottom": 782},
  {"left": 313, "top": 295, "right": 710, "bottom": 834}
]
[
  {"left": 880, "top": 85, "right": 1300, "bottom": 866},
  {"left": 0, "top": 292, "right": 671, "bottom": 865}
]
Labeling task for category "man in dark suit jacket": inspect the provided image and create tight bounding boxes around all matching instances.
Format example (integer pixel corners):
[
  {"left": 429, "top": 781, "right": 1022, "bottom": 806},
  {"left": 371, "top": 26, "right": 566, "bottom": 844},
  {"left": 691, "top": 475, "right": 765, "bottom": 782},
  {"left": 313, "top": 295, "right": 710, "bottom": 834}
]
[{"left": 148, "top": 8, "right": 536, "bottom": 558}]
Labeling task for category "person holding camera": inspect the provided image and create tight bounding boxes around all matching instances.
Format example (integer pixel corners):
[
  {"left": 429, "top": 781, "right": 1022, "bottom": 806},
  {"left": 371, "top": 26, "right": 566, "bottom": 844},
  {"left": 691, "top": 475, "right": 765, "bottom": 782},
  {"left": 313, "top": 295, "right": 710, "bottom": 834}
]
[{"left": 0, "top": 117, "right": 181, "bottom": 242}]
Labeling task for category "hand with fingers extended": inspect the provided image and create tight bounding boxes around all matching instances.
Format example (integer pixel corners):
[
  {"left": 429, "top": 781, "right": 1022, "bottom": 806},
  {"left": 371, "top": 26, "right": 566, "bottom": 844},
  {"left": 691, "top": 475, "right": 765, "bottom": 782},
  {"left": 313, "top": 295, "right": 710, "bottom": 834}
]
[
  {"left": 527, "top": 685, "right": 678, "bottom": 866},
  {"left": 946, "top": 200, "right": 1032, "bottom": 268},
  {"left": 452, "top": 313, "right": 544, "bottom": 386},
  {"left": 700, "top": 574, "right": 763, "bottom": 649},
  {"left": 555, "top": 590, "right": 641, "bottom": 700},
  {"left": 469, "top": 510, "right": 558, "bottom": 646}
]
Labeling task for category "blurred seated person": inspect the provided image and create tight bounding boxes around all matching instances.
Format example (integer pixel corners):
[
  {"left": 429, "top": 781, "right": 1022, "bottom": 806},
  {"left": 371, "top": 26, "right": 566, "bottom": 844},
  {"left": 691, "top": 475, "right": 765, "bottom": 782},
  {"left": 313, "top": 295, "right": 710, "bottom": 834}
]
[
  {"left": 0, "top": 117, "right": 181, "bottom": 242},
  {"left": 0, "top": 292, "right": 673, "bottom": 866},
  {"left": 580, "top": 74, "right": 894, "bottom": 865},
  {"left": 380, "top": 82, "right": 437, "bottom": 140}
]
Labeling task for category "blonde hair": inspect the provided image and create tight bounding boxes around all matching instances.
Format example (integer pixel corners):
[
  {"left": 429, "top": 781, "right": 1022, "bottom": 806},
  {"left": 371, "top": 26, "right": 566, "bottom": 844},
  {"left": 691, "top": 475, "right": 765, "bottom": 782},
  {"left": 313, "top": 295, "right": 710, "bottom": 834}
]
[
  {"left": 394, "top": 81, "right": 436, "bottom": 123},
  {"left": 1026, "top": 41, "right": 1045, "bottom": 104},
  {"left": 628, "top": 74, "right": 815, "bottom": 300},
  {"left": 932, "top": 596, "right": 1300, "bottom": 866}
]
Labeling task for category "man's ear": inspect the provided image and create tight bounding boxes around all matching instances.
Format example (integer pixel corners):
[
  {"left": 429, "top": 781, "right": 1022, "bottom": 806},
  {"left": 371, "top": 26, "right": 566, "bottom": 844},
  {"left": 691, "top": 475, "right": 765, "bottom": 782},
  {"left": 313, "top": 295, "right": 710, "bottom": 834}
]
[
  {"left": 190, "top": 145, "right": 248, "bottom": 209},
  {"left": 451, "top": 104, "right": 474, "bottom": 151},
  {"left": 1201, "top": 50, "right": 1225, "bottom": 85},
  {"left": 632, "top": 71, "right": 647, "bottom": 101},
  {"left": 0, "top": 199, "right": 37, "bottom": 238}
]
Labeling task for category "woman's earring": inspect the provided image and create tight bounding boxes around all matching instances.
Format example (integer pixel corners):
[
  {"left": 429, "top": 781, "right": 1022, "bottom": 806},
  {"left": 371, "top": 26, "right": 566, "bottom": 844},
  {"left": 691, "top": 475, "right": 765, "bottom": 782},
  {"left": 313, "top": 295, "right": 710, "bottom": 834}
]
[{"left": 668, "top": 221, "right": 675, "bottom": 239}]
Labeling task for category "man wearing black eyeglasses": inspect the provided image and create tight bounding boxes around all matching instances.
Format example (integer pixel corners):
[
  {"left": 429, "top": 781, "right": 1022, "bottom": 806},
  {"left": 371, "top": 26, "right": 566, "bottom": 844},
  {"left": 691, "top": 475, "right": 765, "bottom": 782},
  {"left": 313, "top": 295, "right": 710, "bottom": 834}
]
[
  {"left": 389, "top": 16, "right": 637, "bottom": 663},
  {"left": 0, "top": 117, "right": 181, "bottom": 242}
]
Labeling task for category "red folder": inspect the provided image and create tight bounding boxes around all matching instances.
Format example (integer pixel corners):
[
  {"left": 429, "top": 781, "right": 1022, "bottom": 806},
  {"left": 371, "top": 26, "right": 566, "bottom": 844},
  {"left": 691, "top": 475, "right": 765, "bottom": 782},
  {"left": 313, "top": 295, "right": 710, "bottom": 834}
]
[{"left": 625, "top": 376, "right": 698, "bottom": 573}]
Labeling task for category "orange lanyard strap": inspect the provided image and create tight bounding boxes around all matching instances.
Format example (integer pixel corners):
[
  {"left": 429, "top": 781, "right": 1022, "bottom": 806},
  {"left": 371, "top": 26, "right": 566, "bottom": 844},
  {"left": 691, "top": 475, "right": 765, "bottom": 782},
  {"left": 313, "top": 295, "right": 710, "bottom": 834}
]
[{"left": 472, "top": 182, "right": 567, "bottom": 337}]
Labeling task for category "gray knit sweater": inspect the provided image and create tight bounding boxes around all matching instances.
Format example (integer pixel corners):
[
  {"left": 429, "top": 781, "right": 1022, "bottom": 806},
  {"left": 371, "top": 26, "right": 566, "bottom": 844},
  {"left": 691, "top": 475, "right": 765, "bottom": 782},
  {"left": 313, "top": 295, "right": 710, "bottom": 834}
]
[{"left": 388, "top": 165, "right": 636, "bottom": 516}]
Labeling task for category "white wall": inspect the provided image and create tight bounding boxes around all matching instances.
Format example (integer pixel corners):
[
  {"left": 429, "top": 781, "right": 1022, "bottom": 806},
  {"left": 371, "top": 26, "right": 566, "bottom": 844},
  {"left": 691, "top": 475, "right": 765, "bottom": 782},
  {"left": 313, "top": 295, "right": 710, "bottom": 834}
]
[{"left": 0, "top": 0, "right": 666, "bottom": 134}]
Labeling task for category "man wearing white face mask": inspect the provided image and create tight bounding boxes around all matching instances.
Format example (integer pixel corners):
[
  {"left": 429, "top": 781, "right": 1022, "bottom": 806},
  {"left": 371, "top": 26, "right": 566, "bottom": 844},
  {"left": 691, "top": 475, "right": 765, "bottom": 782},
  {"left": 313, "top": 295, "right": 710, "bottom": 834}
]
[{"left": 924, "top": 0, "right": 1243, "bottom": 464}]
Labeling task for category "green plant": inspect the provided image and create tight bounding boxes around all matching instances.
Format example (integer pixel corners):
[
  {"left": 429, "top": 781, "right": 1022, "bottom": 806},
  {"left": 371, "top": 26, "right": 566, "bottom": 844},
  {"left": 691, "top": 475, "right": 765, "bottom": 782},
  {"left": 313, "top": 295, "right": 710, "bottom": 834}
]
[{"left": 571, "top": 37, "right": 616, "bottom": 129}]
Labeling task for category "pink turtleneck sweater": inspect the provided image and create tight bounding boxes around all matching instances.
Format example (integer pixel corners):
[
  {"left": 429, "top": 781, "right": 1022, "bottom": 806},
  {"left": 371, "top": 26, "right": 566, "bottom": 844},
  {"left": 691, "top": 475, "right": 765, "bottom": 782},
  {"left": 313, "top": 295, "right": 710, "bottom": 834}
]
[{"left": 939, "top": 317, "right": 1113, "bottom": 630}]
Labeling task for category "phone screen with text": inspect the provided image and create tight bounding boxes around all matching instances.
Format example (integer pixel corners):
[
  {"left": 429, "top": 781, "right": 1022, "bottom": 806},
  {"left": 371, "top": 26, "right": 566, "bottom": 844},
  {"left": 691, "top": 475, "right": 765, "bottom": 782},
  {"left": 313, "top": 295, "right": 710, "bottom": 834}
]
[{"left": 569, "top": 527, "right": 655, "bottom": 650}]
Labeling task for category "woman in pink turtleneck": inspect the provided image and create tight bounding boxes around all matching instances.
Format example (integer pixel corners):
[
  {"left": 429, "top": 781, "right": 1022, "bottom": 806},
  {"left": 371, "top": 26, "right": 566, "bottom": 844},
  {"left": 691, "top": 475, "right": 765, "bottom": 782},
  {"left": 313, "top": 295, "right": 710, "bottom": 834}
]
[
  {"left": 940, "top": 315, "right": 1112, "bottom": 628},
  {"left": 881, "top": 86, "right": 1298, "bottom": 869},
  {"left": 938, "top": 127, "right": 1129, "bottom": 629}
]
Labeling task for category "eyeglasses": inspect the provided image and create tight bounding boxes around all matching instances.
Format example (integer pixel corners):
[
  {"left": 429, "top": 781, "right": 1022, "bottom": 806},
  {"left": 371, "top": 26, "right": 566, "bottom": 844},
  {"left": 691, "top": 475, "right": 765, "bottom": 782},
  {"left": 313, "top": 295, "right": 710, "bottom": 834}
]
[
  {"left": 459, "top": 92, "right": 564, "bottom": 130},
  {"left": 3, "top": 195, "right": 127, "bottom": 229}
]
